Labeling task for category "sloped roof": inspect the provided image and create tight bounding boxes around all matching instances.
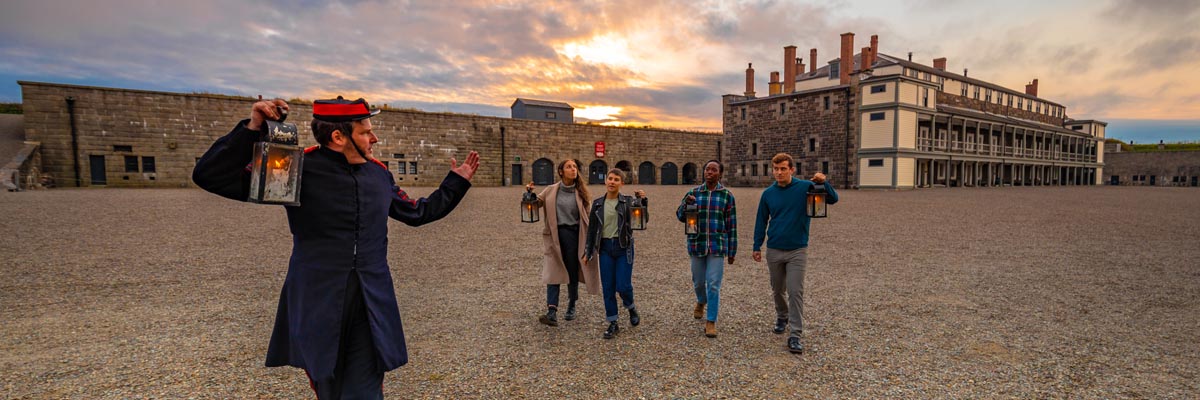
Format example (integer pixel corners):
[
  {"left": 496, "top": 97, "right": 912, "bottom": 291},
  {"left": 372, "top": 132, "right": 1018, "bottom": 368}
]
[{"left": 512, "top": 98, "right": 573, "bottom": 109}]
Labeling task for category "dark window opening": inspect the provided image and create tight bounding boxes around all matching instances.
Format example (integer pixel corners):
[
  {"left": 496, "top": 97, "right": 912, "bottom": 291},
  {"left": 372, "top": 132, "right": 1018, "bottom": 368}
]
[
  {"left": 141, "top": 156, "right": 156, "bottom": 173},
  {"left": 870, "top": 112, "right": 886, "bottom": 121},
  {"left": 545, "top": 111, "right": 557, "bottom": 119},
  {"left": 823, "top": 96, "right": 830, "bottom": 110},
  {"left": 740, "top": 107, "right": 746, "bottom": 120},
  {"left": 113, "top": 145, "right": 133, "bottom": 152},
  {"left": 868, "top": 159, "right": 884, "bottom": 167},
  {"left": 822, "top": 161, "right": 829, "bottom": 174},
  {"left": 408, "top": 162, "right": 418, "bottom": 175},
  {"left": 779, "top": 102, "right": 786, "bottom": 115},
  {"left": 751, "top": 164, "right": 758, "bottom": 176},
  {"left": 870, "top": 84, "right": 886, "bottom": 94},
  {"left": 124, "top": 156, "right": 139, "bottom": 173},
  {"left": 393, "top": 153, "right": 405, "bottom": 159},
  {"left": 752, "top": 143, "right": 758, "bottom": 156},
  {"left": 809, "top": 138, "right": 816, "bottom": 152}
]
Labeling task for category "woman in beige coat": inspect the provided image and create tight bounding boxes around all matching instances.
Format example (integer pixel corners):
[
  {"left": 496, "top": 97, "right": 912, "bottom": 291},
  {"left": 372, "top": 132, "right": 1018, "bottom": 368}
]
[{"left": 526, "top": 159, "right": 601, "bottom": 326}]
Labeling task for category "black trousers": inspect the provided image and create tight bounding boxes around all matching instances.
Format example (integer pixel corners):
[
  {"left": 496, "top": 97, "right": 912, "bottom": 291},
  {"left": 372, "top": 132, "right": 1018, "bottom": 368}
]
[
  {"left": 309, "top": 273, "right": 384, "bottom": 400},
  {"left": 547, "top": 224, "right": 581, "bottom": 308}
]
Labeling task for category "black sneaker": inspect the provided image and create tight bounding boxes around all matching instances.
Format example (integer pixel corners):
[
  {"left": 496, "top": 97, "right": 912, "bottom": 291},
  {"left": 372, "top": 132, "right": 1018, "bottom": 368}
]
[
  {"left": 628, "top": 308, "right": 640, "bottom": 327},
  {"left": 773, "top": 318, "right": 787, "bottom": 334},
  {"left": 787, "top": 337, "right": 804, "bottom": 354},
  {"left": 603, "top": 321, "right": 620, "bottom": 339},
  {"left": 538, "top": 309, "right": 558, "bottom": 327},
  {"left": 563, "top": 304, "right": 576, "bottom": 321}
]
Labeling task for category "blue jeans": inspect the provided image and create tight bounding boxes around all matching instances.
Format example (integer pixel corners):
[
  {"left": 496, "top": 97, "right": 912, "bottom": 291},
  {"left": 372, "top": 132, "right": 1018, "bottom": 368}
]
[
  {"left": 598, "top": 238, "right": 635, "bottom": 322},
  {"left": 690, "top": 254, "right": 724, "bottom": 322}
]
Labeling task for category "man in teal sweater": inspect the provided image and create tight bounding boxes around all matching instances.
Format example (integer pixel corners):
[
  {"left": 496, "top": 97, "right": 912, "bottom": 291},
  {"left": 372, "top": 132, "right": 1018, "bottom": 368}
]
[{"left": 752, "top": 153, "right": 839, "bottom": 354}]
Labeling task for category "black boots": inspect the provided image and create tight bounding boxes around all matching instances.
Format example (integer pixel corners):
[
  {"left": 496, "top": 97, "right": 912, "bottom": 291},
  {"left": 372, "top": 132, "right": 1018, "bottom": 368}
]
[
  {"left": 628, "top": 308, "right": 640, "bottom": 327},
  {"left": 773, "top": 318, "right": 787, "bottom": 334},
  {"left": 538, "top": 308, "right": 558, "bottom": 327},
  {"left": 603, "top": 321, "right": 620, "bottom": 339},
  {"left": 563, "top": 301, "right": 577, "bottom": 321},
  {"left": 787, "top": 337, "right": 804, "bottom": 354}
]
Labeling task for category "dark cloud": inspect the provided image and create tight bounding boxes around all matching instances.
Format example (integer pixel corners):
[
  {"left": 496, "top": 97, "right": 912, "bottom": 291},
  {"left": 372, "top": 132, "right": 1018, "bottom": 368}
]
[{"left": 1125, "top": 36, "right": 1200, "bottom": 70}]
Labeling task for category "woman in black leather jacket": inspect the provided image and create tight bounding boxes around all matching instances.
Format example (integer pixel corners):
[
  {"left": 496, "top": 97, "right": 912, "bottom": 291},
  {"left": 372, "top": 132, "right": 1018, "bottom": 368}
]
[{"left": 583, "top": 168, "right": 647, "bottom": 339}]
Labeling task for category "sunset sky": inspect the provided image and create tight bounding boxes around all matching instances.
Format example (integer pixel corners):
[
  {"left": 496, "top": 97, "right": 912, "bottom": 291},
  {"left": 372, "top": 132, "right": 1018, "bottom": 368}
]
[{"left": 1, "top": 0, "right": 1197, "bottom": 142}]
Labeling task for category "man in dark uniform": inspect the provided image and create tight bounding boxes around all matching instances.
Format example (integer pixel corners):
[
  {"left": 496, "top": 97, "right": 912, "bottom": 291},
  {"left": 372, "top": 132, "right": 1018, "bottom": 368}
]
[{"left": 193, "top": 97, "right": 479, "bottom": 399}]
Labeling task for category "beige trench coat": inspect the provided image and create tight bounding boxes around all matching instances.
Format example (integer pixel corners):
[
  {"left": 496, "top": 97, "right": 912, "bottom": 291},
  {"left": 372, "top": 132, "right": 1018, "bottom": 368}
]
[{"left": 537, "top": 182, "right": 601, "bottom": 295}]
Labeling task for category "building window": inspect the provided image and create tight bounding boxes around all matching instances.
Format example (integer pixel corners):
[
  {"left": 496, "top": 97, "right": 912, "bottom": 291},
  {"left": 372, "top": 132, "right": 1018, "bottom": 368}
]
[
  {"left": 1072, "top": 125, "right": 1083, "bottom": 131},
  {"left": 545, "top": 111, "right": 556, "bottom": 119},
  {"left": 871, "top": 84, "right": 886, "bottom": 94},
  {"left": 823, "top": 96, "right": 830, "bottom": 110},
  {"left": 829, "top": 62, "right": 840, "bottom": 80},
  {"left": 985, "top": 89, "right": 992, "bottom": 102},
  {"left": 1018, "top": 98, "right": 1023, "bottom": 110},
  {"left": 923, "top": 88, "right": 929, "bottom": 107},
  {"left": 393, "top": 153, "right": 405, "bottom": 159},
  {"left": 809, "top": 138, "right": 817, "bottom": 152},
  {"left": 868, "top": 159, "right": 884, "bottom": 167},
  {"left": 1007, "top": 95, "right": 1013, "bottom": 107},
  {"left": 779, "top": 102, "right": 787, "bottom": 115},
  {"left": 870, "top": 112, "right": 886, "bottom": 121},
  {"left": 822, "top": 161, "right": 829, "bottom": 174},
  {"left": 113, "top": 145, "right": 133, "bottom": 152},
  {"left": 752, "top": 142, "right": 759, "bottom": 156},
  {"left": 124, "top": 156, "right": 139, "bottom": 172},
  {"left": 142, "top": 156, "right": 156, "bottom": 173},
  {"left": 408, "top": 161, "right": 418, "bottom": 175},
  {"left": 961, "top": 84, "right": 968, "bottom": 97},
  {"left": 973, "top": 86, "right": 980, "bottom": 100},
  {"left": 751, "top": 164, "right": 758, "bottom": 176},
  {"left": 740, "top": 107, "right": 746, "bottom": 120},
  {"left": 1036, "top": 103, "right": 1041, "bottom": 114}
]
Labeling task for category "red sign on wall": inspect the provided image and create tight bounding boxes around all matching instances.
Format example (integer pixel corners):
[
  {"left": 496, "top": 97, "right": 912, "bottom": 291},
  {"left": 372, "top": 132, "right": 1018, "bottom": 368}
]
[{"left": 595, "top": 141, "right": 606, "bottom": 158}]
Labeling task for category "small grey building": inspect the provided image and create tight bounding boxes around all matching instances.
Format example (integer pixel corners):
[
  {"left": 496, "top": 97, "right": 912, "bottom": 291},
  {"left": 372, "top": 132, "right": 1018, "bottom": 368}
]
[{"left": 511, "top": 98, "right": 573, "bottom": 123}]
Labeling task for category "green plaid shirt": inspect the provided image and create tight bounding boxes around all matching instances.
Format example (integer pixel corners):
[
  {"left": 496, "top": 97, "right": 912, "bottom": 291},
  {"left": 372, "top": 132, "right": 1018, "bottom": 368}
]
[{"left": 676, "top": 183, "right": 737, "bottom": 257}]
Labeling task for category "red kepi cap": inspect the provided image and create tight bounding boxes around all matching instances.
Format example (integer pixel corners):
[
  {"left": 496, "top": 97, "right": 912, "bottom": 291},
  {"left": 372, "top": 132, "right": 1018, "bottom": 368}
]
[{"left": 312, "top": 96, "right": 381, "bottom": 122}]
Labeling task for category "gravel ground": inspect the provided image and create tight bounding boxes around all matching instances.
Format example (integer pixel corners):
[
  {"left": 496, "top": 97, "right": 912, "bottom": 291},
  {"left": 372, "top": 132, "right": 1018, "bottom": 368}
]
[{"left": 1, "top": 185, "right": 1197, "bottom": 399}]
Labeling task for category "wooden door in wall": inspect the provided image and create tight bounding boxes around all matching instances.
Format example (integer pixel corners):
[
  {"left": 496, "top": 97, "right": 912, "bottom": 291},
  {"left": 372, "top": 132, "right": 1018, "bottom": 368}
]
[
  {"left": 511, "top": 164, "right": 523, "bottom": 187},
  {"left": 89, "top": 155, "right": 106, "bottom": 186}
]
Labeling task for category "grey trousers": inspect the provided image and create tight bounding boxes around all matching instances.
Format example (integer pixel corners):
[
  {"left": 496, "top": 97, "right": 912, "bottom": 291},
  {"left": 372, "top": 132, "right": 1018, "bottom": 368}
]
[{"left": 766, "top": 247, "right": 807, "bottom": 339}]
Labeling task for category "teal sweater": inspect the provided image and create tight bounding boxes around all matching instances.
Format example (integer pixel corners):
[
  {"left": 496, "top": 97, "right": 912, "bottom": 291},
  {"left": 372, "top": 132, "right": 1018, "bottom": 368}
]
[{"left": 753, "top": 178, "right": 839, "bottom": 251}]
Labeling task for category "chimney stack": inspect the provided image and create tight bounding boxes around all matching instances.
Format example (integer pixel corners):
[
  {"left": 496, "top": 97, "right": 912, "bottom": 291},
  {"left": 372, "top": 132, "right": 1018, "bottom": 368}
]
[
  {"left": 963, "top": 68, "right": 969, "bottom": 77},
  {"left": 795, "top": 57, "right": 805, "bottom": 79},
  {"left": 744, "top": 63, "right": 756, "bottom": 97},
  {"left": 933, "top": 57, "right": 946, "bottom": 71},
  {"left": 809, "top": 48, "right": 818, "bottom": 73},
  {"left": 861, "top": 46, "right": 871, "bottom": 71},
  {"left": 1025, "top": 78, "right": 1039, "bottom": 96},
  {"left": 869, "top": 34, "right": 878, "bottom": 67},
  {"left": 908, "top": 52, "right": 912, "bottom": 62},
  {"left": 784, "top": 46, "right": 797, "bottom": 93},
  {"left": 769, "top": 71, "right": 782, "bottom": 95},
  {"left": 839, "top": 32, "right": 855, "bottom": 84}
]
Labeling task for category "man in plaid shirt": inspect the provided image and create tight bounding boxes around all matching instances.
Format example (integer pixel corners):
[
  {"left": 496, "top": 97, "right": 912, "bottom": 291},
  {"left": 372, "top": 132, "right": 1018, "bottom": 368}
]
[{"left": 676, "top": 160, "right": 737, "bottom": 338}]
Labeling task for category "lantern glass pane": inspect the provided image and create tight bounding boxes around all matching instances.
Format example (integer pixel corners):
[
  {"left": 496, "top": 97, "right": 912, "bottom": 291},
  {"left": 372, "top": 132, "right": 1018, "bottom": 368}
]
[
  {"left": 249, "top": 142, "right": 303, "bottom": 205},
  {"left": 631, "top": 207, "right": 646, "bottom": 230}
]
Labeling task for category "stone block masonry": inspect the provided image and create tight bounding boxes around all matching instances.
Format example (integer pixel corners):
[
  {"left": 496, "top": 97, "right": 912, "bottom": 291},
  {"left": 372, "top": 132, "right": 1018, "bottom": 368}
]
[{"left": 20, "top": 82, "right": 721, "bottom": 188}]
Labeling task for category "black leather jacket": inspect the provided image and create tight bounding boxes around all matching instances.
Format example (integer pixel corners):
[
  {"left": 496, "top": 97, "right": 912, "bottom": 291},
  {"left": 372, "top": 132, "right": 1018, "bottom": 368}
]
[{"left": 584, "top": 193, "right": 648, "bottom": 259}]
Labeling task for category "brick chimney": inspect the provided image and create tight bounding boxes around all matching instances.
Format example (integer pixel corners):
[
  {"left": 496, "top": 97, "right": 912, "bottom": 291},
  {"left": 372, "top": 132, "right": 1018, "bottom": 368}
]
[
  {"left": 869, "top": 34, "right": 878, "bottom": 67},
  {"left": 933, "top": 57, "right": 946, "bottom": 71},
  {"left": 784, "top": 46, "right": 797, "bottom": 93},
  {"left": 769, "top": 71, "right": 781, "bottom": 95},
  {"left": 861, "top": 47, "right": 871, "bottom": 71},
  {"left": 1025, "top": 79, "right": 1039, "bottom": 96},
  {"left": 795, "top": 58, "right": 805, "bottom": 79},
  {"left": 744, "top": 63, "right": 755, "bottom": 97},
  {"left": 809, "top": 48, "right": 818, "bottom": 73},
  {"left": 840, "top": 32, "right": 854, "bottom": 84}
]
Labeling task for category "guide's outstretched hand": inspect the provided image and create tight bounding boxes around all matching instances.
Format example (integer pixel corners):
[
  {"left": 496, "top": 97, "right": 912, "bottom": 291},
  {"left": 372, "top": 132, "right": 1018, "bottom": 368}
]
[{"left": 450, "top": 151, "right": 481, "bottom": 181}]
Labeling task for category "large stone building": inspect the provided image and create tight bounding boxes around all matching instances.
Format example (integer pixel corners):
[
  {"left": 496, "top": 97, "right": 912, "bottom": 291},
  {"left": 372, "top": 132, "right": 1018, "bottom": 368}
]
[
  {"left": 723, "top": 33, "right": 1107, "bottom": 189},
  {"left": 1102, "top": 142, "right": 1200, "bottom": 187},
  {"left": 18, "top": 81, "right": 720, "bottom": 188}
]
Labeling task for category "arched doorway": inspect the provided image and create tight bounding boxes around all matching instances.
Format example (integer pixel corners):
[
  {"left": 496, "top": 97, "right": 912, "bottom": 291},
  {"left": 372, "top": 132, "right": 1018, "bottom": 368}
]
[
  {"left": 661, "top": 162, "right": 679, "bottom": 185},
  {"left": 638, "top": 162, "right": 656, "bottom": 184},
  {"left": 682, "top": 162, "right": 698, "bottom": 185},
  {"left": 532, "top": 158, "right": 555, "bottom": 185},
  {"left": 616, "top": 160, "right": 632, "bottom": 184},
  {"left": 589, "top": 160, "right": 608, "bottom": 184}
]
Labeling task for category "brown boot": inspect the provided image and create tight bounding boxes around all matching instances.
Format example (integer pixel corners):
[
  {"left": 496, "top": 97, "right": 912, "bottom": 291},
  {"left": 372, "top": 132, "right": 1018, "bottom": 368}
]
[
  {"left": 693, "top": 303, "right": 705, "bottom": 320},
  {"left": 705, "top": 321, "right": 717, "bottom": 338}
]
